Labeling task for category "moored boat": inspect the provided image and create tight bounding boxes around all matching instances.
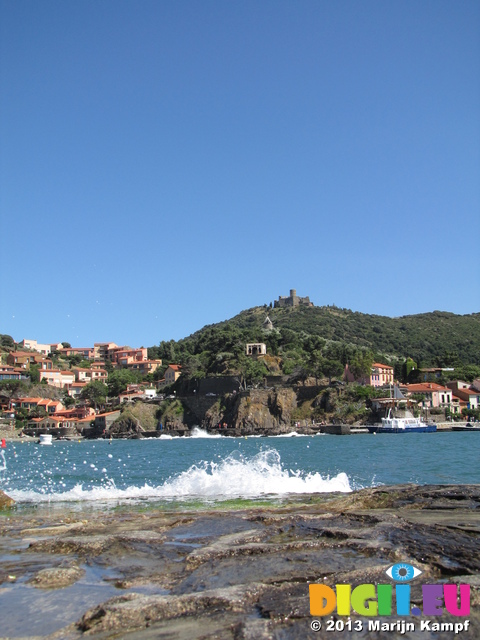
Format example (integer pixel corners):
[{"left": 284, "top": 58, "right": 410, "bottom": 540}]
[
  {"left": 368, "top": 409, "right": 436, "bottom": 434},
  {"left": 452, "top": 423, "right": 480, "bottom": 432},
  {"left": 38, "top": 433, "right": 53, "bottom": 445}
]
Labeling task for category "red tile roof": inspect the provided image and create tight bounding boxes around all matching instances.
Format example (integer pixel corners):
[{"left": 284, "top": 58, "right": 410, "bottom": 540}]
[{"left": 405, "top": 383, "right": 450, "bottom": 392}]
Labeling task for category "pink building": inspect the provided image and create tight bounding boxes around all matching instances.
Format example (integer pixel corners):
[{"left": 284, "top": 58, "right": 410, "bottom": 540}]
[
  {"left": 39, "top": 369, "right": 75, "bottom": 389},
  {"left": 344, "top": 362, "right": 394, "bottom": 387},
  {"left": 404, "top": 383, "right": 452, "bottom": 408},
  {"left": 112, "top": 347, "right": 148, "bottom": 365}
]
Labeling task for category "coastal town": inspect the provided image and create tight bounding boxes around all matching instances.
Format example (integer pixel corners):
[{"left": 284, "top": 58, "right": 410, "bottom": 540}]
[{"left": 1, "top": 331, "right": 479, "bottom": 441}]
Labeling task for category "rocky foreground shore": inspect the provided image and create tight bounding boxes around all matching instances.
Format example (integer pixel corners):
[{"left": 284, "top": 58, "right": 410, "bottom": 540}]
[{"left": 0, "top": 485, "right": 479, "bottom": 639}]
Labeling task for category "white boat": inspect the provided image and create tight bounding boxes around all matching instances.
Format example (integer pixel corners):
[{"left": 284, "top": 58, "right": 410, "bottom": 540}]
[
  {"left": 38, "top": 433, "right": 53, "bottom": 445},
  {"left": 368, "top": 409, "right": 436, "bottom": 434}
]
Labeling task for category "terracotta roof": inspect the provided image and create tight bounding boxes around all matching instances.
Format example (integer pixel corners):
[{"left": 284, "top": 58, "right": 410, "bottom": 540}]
[
  {"left": 453, "top": 389, "right": 478, "bottom": 396},
  {"left": 37, "top": 399, "right": 60, "bottom": 407},
  {"left": 405, "top": 383, "right": 449, "bottom": 392},
  {"left": 372, "top": 363, "right": 393, "bottom": 369},
  {"left": 10, "top": 351, "right": 37, "bottom": 357}
]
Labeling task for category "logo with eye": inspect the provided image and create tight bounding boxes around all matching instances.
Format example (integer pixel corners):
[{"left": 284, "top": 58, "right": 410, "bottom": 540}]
[{"left": 385, "top": 563, "right": 422, "bottom": 582}]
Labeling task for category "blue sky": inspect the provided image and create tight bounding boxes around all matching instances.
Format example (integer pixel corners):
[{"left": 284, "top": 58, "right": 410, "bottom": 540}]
[{"left": 1, "top": 0, "right": 479, "bottom": 349}]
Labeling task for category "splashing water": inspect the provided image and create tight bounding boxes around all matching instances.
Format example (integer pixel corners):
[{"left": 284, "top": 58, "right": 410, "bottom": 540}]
[
  {"left": 157, "top": 449, "right": 351, "bottom": 498},
  {"left": 0, "top": 450, "right": 6, "bottom": 472},
  {"left": 189, "top": 427, "right": 223, "bottom": 439},
  {"left": 4, "top": 446, "right": 352, "bottom": 504}
]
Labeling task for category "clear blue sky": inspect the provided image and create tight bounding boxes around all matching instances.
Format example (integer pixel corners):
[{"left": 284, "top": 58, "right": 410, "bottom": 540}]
[{"left": 1, "top": 0, "right": 479, "bottom": 349}]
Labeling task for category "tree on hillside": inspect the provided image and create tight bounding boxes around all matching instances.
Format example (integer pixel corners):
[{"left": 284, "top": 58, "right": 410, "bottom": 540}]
[
  {"left": 237, "top": 355, "right": 268, "bottom": 388},
  {"left": 106, "top": 370, "right": 141, "bottom": 397},
  {"left": 28, "top": 364, "right": 40, "bottom": 384},
  {"left": 80, "top": 381, "right": 108, "bottom": 410},
  {"left": 0, "top": 379, "right": 29, "bottom": 395},
  {"left": 292, "top": 366, "right": 310, "bottom": 386},
  {"left": 348, "top": 350, "right": 374, "bottom": 382},
  {"left": 62, "top": 392, "right": 75, "bottom": 408},
  {"left": 0, "top": 334, "right": 15, "bottom": 348},
  {"left": 307, "top": 349, "right": 324, "bottom": 384},
  {"left": 180, "top": 355, "right": 205, "bottom": 379},
  {"left": 320, "top": 358, "right": 344, "bottom": 385},
  {"left": 28, "top": 407, "right": 47, "bottom": 419}
]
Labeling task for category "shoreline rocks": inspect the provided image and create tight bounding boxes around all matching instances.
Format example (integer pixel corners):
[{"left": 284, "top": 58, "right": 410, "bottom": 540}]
[
  {"left": 0, "top": 489, "right": 14, "bottom": 508},
  {"left": 0, "top": 485, "right": 478, "bottom": 638}
]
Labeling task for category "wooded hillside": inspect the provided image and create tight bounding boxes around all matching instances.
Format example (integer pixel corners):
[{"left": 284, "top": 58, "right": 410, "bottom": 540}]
[{"left": 148, "top": 306, "right": 480, "bottom": 383}]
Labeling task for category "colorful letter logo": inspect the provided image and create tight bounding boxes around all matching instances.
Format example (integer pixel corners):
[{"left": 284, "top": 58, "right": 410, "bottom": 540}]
[{"left": 309, "top": 563, "right": 470, "bottom": 617}]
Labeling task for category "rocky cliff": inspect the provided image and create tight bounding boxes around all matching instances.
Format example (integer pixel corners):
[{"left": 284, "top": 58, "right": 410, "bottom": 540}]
[{"left": 184, "top": 388, "right": 298, "bottom": 435}]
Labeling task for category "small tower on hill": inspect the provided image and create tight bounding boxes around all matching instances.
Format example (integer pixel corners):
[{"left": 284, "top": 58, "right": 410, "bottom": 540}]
[{"left": 263, "top": 316, "right": 274, "bottom": 332}]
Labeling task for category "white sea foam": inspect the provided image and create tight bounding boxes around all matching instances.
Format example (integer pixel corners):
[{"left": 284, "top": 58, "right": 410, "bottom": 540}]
[
  {"left": 271, "top": 431, "right": 306, "bottom": 438},
  {"left": 6, "top": 448, "right": 352, "bottom": 503},
  {"left": 156, "top": 449, "right": 352, "bottom": 497},
  {"left": 189, "top": 427, "right": 223, "bottom": 439}
]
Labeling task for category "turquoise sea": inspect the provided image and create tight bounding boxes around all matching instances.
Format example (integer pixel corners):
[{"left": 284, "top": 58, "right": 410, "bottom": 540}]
[{"left": 1, "top": 429, "right": 479, "bottom": 510}]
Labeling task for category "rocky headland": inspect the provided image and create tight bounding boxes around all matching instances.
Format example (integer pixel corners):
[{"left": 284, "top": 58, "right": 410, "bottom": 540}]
[{"left": 0, "top": 484, "right": 479, "bottom": 639}]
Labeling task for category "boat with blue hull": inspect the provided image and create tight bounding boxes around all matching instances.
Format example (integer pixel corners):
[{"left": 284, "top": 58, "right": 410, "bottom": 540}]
[{"left": 368, "top": 410, "right": 436, "bottom": 434}]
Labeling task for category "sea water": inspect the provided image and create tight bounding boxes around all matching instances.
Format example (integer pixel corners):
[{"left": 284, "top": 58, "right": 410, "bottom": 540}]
[{"left": 1, "top": 431, "right": 478, "bottom": 509}]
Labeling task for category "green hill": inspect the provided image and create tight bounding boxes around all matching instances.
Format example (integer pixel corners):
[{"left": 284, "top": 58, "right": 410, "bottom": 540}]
[
  {"left": 148, "top": 305, "right": 480, "bottom": 383},
  {"left": 227, "top": 305, "right": 480, "bottom": 365}
]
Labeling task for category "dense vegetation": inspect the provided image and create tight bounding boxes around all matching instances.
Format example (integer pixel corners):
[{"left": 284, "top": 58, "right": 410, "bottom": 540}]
[{"left": 148, "top": 306, "right": 480, "bottom": 385}]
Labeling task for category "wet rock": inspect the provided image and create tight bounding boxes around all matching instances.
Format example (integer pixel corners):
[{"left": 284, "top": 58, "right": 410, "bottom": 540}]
[
  {"left": 29, "top": 565, "right": 85, "bottom": 589},
  {"left": 78, "top": 584, "right": 264, "bottom": 634},
  {"left": 0, "top": 489, "right": 14, "bottom": 508},
  {"left": 1, "top": 485, "right": 479, "bottom": 638}
]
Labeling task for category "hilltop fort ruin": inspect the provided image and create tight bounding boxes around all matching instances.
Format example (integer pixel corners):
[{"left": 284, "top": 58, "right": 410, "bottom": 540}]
[{"left": 274, "top": 289, "right": 313, "bottom": 308}]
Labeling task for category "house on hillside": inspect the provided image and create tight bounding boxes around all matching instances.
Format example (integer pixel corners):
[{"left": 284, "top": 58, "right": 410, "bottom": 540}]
[
  {"left": 123, "top": 360, "right": 162, "bottom": 375},
  {"left": 7, "top": 351, "right": 50, "bottom": 370},
  {"left": 418, "top": 367, "right": 455, "bottom": 381},
  {"left": 39, "top": 369, "right": 75, "bottom": 389},
  {"left": 446, "top": 381, "right": 480, "bottom": 411},
  {"left": 72, "top": 367, "right": 108, "bottom": 383},
  {"left": 67, "top": 382, "right": 87, "bottom": 398},
  {"left": 27, "top": 415, "right": 93, "bottom": 432},
  {"left": 10, "top": 397, "right": 65, "bottom": 414},
  {"left": 72, "top": 368, "right": 93, "bottom": 383},
  {"left": 111, "top": 347, "right": 148, "bottom": 365},
  {"left": 37, "top": 399, "right": 64, "bottom": 414},
  {"left": 18, "top": 339, "right": 52, "bottom": 355},
  {"left": 404, "top": 383, "right": 453, "bottom": 410},
  {"left": 344, "top": 362, "right": 394, "bottom": 387},
  {"left": 59, "top": 347, "right": 95, "bottom": 359},
  {"left": 94, "top": 411, "right": 121, "bottom": 433},
  {"left": 54, "top": 407, "right": 95, "bottom": 419},
  {"left": 0, "top": 365, "right": 29, "bottom": 381},
  {"left": 93, "top": 342, "right": 119, "bottom": 361},
  {"left": 164, "top": 364, "right": 182, "bottom": 385}
]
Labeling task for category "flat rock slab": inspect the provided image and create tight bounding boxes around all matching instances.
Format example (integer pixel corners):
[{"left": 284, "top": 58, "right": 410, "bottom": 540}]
[{"left": 0, "top": 484, "right": 478, "bottom": 639}]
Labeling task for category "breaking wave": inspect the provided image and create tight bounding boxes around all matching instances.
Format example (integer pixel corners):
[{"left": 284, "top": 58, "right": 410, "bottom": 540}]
[{"left": 5, "top": 448, "right": 352, "bottom": 504}]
